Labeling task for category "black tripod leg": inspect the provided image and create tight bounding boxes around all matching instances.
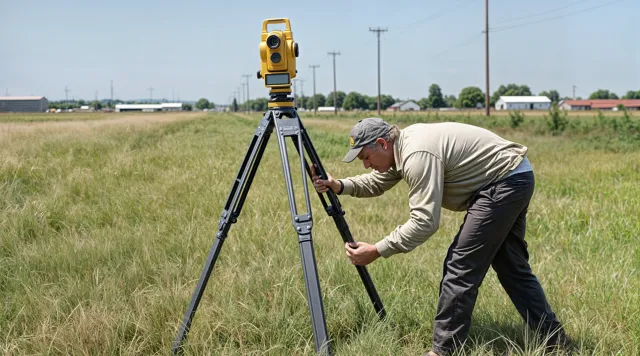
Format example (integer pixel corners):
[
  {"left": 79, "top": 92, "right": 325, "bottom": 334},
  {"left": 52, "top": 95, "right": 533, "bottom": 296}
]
[
  {"left": 172, "top": 112, "right": 274, "bottom": 354},
  {"left": 273, "top": 115, "right": 330, "bottom": 355},
  {"left": 294, "top": 117, "right": 386, "bottom": 320}
]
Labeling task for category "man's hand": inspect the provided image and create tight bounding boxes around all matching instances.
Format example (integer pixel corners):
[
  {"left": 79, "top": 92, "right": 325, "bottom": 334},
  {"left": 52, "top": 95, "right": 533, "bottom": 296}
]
[
  {"left": 310, "top": 164, "right": 341, "bottom": 194},
  {"left": 345, "top": 242, "right": 380, "bottom": 266}
]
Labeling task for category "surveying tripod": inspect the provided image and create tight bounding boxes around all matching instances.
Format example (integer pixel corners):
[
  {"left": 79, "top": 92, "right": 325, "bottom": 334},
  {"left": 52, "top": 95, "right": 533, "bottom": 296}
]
[{"left": 172, "top": 92, "right": 386, "bottom": 355}]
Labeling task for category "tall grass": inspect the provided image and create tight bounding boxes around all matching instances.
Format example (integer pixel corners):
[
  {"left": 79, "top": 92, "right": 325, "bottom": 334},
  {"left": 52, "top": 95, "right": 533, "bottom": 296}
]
[{"left": 1, "top": 112, "right": 638, "bottom": 355}]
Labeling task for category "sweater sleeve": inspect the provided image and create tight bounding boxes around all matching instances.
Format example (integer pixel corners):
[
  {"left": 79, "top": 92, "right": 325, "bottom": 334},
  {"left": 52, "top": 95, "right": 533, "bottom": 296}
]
[
  {"left": 375, "top": 151, "right": 444, "bottom": 258},
  {"left": 339, "top": 169, "right": 402, "bottom": 198}
]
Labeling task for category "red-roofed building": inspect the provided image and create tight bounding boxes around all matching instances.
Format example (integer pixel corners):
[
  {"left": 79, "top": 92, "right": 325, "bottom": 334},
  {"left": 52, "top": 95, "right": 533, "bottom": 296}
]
[{"left": 559, "top": 99, "right": 640, "bottom": 111}]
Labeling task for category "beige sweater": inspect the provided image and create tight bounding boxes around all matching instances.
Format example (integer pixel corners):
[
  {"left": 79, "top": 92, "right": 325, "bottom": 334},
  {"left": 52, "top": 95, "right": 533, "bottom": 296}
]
[{"left": 339, "top": 122, "right": 527, "bottom": 258}]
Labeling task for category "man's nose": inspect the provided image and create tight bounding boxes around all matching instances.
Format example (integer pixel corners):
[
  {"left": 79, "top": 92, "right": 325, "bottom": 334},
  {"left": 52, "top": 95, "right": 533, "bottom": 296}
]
[{"left": 363, "top": 161, "right": 371, "bottom": 169}]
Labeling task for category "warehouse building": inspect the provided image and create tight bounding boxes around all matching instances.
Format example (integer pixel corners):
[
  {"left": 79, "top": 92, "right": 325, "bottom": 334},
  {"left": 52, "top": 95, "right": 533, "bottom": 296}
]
[
  {"left": 387, "top": 100, "right": 420, "bottom": 111},
  {"left": 115, "top": 103, "right": 183, "bottom": 112},
  {"left": 559, "top": 99, "right": 640, "bottom": 110},
  {"left": 495, "top": 96, "right": 551, "bottom": 110},
  {"left": 0, "top": 96, "right": 49, "bottom": 112}
]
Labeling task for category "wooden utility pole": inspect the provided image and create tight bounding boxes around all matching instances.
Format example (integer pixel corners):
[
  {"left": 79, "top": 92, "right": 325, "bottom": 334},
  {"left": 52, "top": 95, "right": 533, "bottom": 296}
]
[
  {"left": 369, "top": 27, "right": 388, "bottom": 116},
  {"left": 309, "top": 64, "right": 319, "bottom": 114},
  {"left": 327, "top": 51, "right": 341, "bottom": 115},
  {"left": 485, "top": 0, "right": 490, "bottom": 116}
]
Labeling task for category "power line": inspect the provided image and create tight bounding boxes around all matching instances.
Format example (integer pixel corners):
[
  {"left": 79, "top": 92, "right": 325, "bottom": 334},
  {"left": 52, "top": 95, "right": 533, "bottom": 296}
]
[
  {"left": 395, "top": 0, "right": 473, "bottom": 35},
  {"left": 493, "top": 0, "right": 589, "bottom": 25},
  {"left": 370, "top": 27, "right": 388, "bottom": 116},
  {"left": 491, "top": 0, "right": 622, "bottom": 33},
  {"left": 427, "top": 33, "right": 483, "bottom": 61},
  {"left": 327, "top": 51, "right": 341, "bottom": 115}
]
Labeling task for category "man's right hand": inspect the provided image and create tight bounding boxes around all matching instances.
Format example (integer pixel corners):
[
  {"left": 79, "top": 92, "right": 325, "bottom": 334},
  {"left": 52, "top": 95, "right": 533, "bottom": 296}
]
[{"left": 310, "top": 164, "right": 342, "bottom": 194}]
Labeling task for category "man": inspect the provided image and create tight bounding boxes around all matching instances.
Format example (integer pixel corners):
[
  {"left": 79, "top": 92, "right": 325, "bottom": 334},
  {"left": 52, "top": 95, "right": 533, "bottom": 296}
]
[{"left": 311, "top": 118, "right": 567, "bottom": 355}]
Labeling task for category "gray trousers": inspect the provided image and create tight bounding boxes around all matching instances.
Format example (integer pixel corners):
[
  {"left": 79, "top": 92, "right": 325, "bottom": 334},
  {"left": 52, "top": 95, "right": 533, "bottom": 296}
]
[{"left": 432, "top": 171, "right": 563, "bottom": 355}]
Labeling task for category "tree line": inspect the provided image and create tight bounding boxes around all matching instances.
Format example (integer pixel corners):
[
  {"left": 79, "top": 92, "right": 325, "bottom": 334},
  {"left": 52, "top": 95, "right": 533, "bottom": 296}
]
[
  {"left": 225, "top": 85, "right": 639, "bottom": 112},
  {"left": 47, "top": 86, "right": 639, "bottom": 112}
]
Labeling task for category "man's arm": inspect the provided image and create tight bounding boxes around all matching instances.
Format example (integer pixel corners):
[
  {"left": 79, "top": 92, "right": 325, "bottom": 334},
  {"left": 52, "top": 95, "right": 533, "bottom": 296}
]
[
  {"left": 375, "top": 151, "right": 445, "bottom": 258},
  {"left": 339, "top": 169, "right": 402, "bottom": 198}
]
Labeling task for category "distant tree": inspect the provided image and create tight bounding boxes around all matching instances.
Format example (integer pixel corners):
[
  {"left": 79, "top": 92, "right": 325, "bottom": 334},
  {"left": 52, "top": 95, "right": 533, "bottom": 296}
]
[
  {"left": 589, "top": 89, "right": 618, "bottom": 100},
  {"left": 445, "top": 95, "right": 457, "bottom": 108},
  {"left": 343, "top": 92, "right": 368, "bottom": 110},
  {"left": 183, "top": 103, "right": 193, "bottom": 111},
  {"left": 250, "top": 98, "right": 269, "bottom": 111},
  {"left": 195, "top": 98, "right": 210, "bottom": 110},
  {"left": 458, "top": 87, "right": 485, "bottom": 108},
  {"left": 90, "top": 100, "right": 102, "bottom": 110},
  {"left": 539, "top": 90, "right": 561, "bottom": 104},
  {"left": 491, "top": 84, "right": 532, "bottom": 106},
  {"left": 325, "top": 91, "right": 346, "bottom": 108},
  {"left": 305, "top": 94, "right": 325, "bottom": 111},
  {"left": 78, "top": 99, "right": 86, "bottom": 106},
  {"left": 231, "top": 98, "right": 238, "bottom": 112},
  {"left": 380, "top": 94, "right": 395, "bottom": 110},
  {"left": 418, "top": 97, "right": 430, "bottom": 110},
  {"left": 622, "top": 90, "right": 640, "bottom": 99},
  {"left": 428, "top": 84, "right": 446, "bottom": 108}
]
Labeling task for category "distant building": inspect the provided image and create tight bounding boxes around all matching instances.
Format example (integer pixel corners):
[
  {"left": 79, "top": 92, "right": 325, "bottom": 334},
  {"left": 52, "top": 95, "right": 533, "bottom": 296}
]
[
  {"left": 317, "top": 106, "right": 344, "bottom": 112},
  {"left": 115, "top": 103, "right": 183, "bottom": 112},
  {"left": 0, "top": 96, "right": 49, "bottom": 112},
  {"left": 559, "top": 99, "right": 640, "bottom": 111},
  {"left": 387, "top": 100, "right": 420, "bottom": 111},
  {"left": 495, "top": 96, "right": 551, "bottom": 110}
]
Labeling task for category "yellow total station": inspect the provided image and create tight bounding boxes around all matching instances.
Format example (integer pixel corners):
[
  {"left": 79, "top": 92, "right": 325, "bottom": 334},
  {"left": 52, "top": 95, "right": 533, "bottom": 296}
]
[{"left": 257, "top": 18, "right": 299, "bottom": 100}]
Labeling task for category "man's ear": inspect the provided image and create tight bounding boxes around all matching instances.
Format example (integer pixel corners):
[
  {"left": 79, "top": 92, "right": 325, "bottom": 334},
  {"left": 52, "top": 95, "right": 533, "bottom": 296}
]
[{"left": 376, "top": 137, "right": 388, "bottom": 150}]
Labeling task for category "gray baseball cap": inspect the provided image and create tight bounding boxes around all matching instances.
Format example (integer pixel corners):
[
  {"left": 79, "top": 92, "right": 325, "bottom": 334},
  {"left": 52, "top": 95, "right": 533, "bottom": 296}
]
[{"left": 343, "top": 117, "right": 391, "bottom": 162}]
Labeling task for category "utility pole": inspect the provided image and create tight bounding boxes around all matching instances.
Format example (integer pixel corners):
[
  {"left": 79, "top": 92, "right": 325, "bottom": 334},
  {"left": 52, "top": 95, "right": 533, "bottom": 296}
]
[
  {"left": 148, "top": 86, "right": 154, "bottom": 103},
  {"left": 4, "top": 88, "right": 8, "bottom": 96},
  {"left": 95, "top": 90, "right": 98, "bottom": 102},
  {"left": 299, "top": 79, "right": 305, "bottom": 109},
  {"left": 110, "top": 80, "right": 114, "bottom": 108},
  {"left": 241, "top": 82, "right": 247, "bottom": 112},
  {"left": 327, "top": 51, "right": 341, "bottom": 115},
  {"left": 64, "top": 86, "right": 70, "bottom": 111},
  {"left": 293, "top": 79, "right": 297, "bottom": 107},
  {"left": 485, "top": 0, "right": 490, "bottom": 116},
  {"left": 309, "top": 65, "right": 319, "bottom": 114},
  {"left": 573, "top": 85, "right": 576, "bottom": 100},
  {"left": 369, "top": 27, "right": 388, "bottom": 116},
  {"left": 242, "top": 74, "right": 251, "bottom": 112}
]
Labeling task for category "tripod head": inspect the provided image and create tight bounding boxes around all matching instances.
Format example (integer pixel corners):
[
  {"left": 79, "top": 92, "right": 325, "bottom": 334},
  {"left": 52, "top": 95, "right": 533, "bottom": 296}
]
[{"left": 256, "top": 18, "right": 299, "bottom": 108}]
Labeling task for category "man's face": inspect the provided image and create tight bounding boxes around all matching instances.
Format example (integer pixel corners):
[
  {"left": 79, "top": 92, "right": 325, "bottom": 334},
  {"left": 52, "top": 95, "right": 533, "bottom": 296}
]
[{"left": 357, "top": 138, "right": 394, "bottom": 172}]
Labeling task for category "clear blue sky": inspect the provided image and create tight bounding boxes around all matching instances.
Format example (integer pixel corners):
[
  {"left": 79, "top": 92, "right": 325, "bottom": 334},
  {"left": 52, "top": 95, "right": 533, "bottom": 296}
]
[{"left": 2, "top": 0, "right": 638, "bottom": 103}]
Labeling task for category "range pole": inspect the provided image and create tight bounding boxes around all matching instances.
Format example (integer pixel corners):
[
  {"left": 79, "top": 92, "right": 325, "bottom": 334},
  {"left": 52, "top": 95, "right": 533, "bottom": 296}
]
[
  {"left": 485, "top": 0, "right": 490, "bottom": 116},
  {"left": 309, "top": 65, "right": 319, "bottom": 114},
  {"left": 242, "top": 74, "right": 251, "bottom": 112},
  {"left": 369, "top": 27, "right": 388, "bottom": 116},
  {"left": 327, "top": 51, "right": 341, "bottom": 115}
]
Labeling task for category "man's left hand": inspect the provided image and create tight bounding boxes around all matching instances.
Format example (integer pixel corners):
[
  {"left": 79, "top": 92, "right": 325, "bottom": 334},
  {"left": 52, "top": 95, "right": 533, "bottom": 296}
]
[{"left": 345, "top": 242, "right": 380, "bottom": 266}]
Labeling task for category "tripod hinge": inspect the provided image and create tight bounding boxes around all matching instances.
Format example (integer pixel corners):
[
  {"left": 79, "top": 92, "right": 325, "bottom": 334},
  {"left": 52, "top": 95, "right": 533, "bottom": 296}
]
[
  {"left": 276, "top": 119, "right": 302, "bottom": 137},
  {"left": 293, "top": 214, "right": 313, "bottom": 242}
]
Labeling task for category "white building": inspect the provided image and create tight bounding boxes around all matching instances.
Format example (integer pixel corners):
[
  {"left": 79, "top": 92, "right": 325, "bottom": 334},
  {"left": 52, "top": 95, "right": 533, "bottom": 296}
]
[
  {"left": 0, "top": 96, "right": 49, "bottom": 112},
  {"left": 387, "top": 100, "right": 420, "bottom": 111},
  {"left": 115, "top": 103, "right": 183, "bottom": 112},
  {"left": 317, "top": 106, "right": 344, "bottom": 112},
  {"left": 495, "top": 96, "right": 551, "bottom": 110}
]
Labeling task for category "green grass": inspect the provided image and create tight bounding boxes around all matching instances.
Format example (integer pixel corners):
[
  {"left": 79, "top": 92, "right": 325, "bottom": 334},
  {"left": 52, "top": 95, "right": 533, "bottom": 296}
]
[{"left": 1, "top": 112, "right": 639, "bottom": 355}]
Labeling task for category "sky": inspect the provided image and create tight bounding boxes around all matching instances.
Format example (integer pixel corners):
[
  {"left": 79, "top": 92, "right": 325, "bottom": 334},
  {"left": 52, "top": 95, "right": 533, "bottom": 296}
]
[{"left": 1, "top": 0, "right": 638, "bottom": 104}]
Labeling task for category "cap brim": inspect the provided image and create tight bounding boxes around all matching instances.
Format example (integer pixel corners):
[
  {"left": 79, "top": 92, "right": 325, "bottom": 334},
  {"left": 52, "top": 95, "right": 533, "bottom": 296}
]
[{"left": 343, "top": 146, "right": 363, "bottom": 163}]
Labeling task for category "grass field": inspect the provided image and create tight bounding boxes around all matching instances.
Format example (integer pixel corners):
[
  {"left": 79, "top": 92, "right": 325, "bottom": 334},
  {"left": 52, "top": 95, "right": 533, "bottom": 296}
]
[{"left": 1, "top": 111, "right": 639, "bottom": 355}]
